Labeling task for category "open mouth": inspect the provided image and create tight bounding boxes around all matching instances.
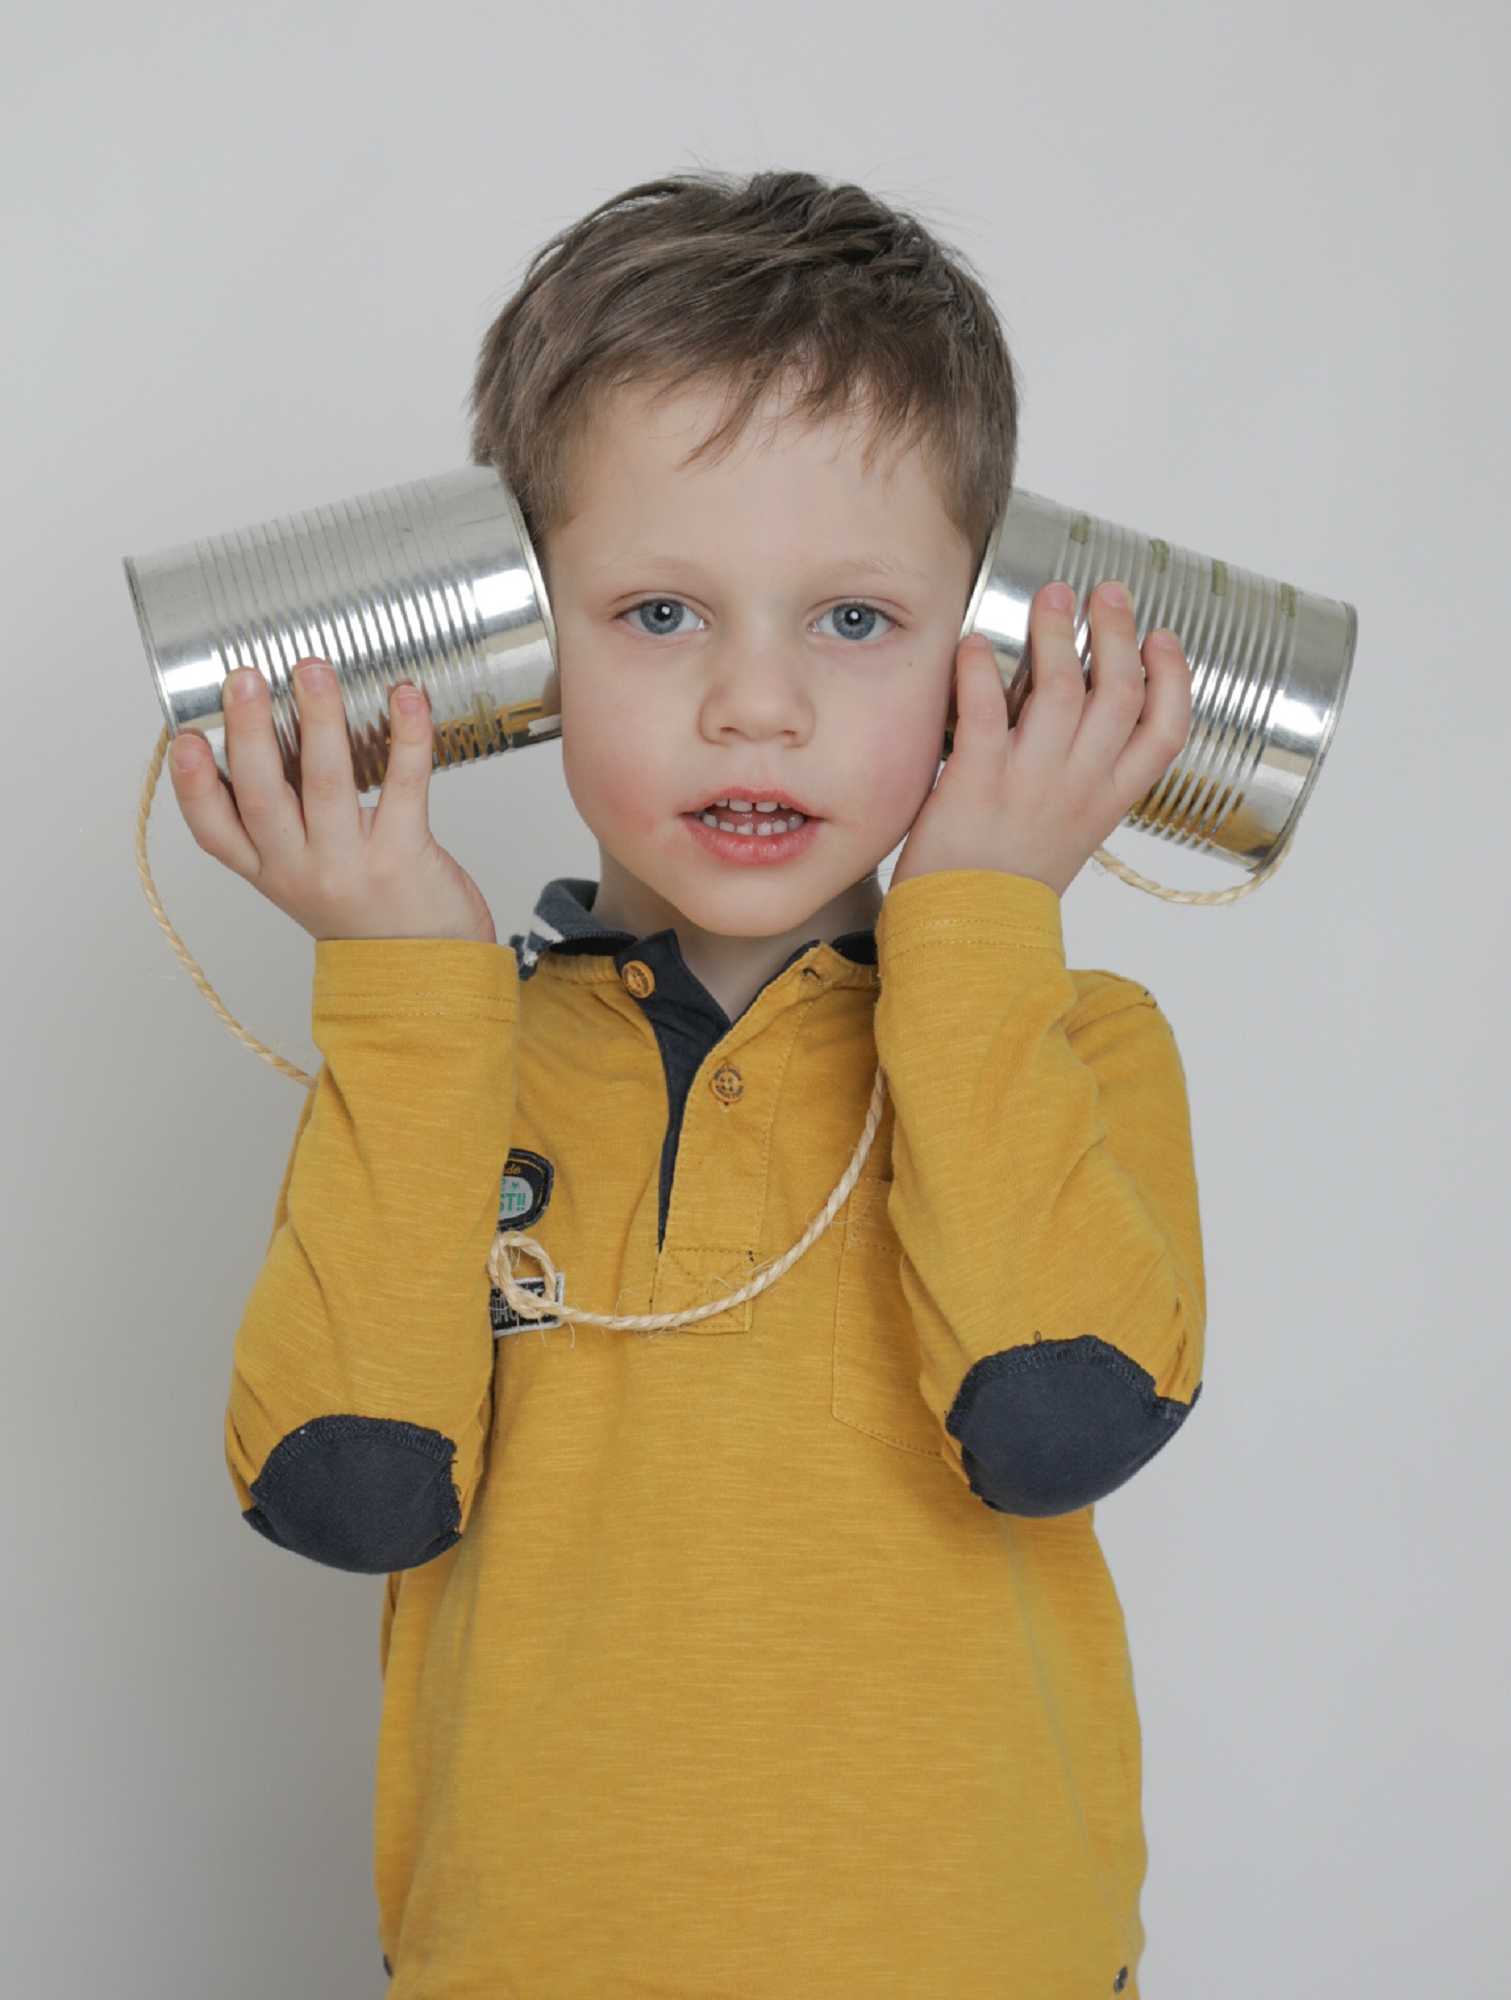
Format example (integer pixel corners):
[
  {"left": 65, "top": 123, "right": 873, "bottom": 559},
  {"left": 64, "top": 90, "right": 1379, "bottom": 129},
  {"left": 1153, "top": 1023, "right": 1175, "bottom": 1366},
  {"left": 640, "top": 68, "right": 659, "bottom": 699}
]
[
  {"left": 686, "top": 805, "right": 814, "bottom": 831},
  {"left": 681, "top": 807, "right": 824, "bottom": 862}
]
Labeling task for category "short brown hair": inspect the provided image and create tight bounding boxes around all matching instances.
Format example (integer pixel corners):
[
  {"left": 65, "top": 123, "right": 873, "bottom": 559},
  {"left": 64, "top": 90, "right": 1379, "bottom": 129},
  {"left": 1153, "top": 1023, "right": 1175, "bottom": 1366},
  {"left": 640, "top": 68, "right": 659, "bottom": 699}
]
[{"left": 465, "top": 167, "right": 1022, "bottom": 582}]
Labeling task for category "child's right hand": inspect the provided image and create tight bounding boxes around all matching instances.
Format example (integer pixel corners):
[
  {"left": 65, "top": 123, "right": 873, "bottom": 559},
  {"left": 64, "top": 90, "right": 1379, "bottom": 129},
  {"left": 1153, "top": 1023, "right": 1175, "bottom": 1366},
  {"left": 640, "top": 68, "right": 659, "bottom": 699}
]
[{"left": 167, "top": 660, "right": 499, "bottom": 945}]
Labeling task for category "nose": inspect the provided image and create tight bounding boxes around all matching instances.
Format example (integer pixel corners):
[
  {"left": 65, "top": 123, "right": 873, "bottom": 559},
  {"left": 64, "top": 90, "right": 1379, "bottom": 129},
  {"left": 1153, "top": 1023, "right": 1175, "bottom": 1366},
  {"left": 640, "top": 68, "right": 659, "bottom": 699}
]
[{"left": 700, "top": 634, "right": 813, "bottom": 729}]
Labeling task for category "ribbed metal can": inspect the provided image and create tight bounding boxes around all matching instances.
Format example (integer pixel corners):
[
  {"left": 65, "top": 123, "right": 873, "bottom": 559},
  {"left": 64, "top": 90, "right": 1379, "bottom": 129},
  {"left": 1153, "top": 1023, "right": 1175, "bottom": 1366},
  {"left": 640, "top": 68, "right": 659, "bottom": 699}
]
[
  {"left": 124, "top": 466, "right": 558, "bottom": 797},
  {"left": 125, "top": 465, "right": 1356, "bottom": 874},
  {"left": 961, "top": 488, "right": 1357, "bottom": 870}
]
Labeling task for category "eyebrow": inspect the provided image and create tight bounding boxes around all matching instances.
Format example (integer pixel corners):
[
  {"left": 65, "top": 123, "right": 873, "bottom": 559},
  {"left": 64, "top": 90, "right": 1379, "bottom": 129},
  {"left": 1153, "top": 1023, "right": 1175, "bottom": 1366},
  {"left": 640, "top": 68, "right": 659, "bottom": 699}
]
[{"left": 595, "top": 553, "right": 929, "bottom": 584}]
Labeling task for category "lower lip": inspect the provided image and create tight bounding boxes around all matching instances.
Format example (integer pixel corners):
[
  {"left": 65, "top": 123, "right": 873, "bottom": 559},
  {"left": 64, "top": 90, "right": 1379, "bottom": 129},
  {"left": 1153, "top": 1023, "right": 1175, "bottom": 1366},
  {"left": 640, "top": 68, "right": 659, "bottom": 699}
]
[{"left": 681, "top": 811, "right": 823, "bottom": 866}]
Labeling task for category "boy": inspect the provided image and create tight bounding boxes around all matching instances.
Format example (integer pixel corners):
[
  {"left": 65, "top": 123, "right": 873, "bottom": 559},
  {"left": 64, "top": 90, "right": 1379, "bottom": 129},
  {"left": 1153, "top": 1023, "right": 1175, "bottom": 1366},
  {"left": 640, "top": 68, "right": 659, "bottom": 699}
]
[{"left": 204, "top": 169, "right": 1204, "bottom": 1996}]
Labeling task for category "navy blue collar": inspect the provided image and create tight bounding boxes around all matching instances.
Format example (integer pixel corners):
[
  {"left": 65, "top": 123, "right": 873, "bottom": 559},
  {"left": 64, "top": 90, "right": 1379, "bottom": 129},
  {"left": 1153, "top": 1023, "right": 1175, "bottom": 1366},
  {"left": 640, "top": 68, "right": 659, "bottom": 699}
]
[{"left": 508, "top": 876, "right": 878, "bottom": 1022}]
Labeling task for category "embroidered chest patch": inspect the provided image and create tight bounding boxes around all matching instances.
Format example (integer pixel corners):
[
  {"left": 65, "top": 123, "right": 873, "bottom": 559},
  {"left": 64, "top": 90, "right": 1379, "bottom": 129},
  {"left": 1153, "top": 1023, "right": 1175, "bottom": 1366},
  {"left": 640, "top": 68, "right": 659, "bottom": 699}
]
[{"left": 489, "top": 1147, "right": 564, "bottom": 1336}]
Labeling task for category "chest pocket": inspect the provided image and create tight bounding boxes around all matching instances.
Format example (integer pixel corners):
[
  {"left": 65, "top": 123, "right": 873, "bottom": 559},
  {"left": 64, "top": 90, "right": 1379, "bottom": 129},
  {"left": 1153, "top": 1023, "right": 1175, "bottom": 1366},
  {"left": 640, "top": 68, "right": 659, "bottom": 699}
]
[{"left": 832, "top": 1173, "right": 947, "bottom": 1462}]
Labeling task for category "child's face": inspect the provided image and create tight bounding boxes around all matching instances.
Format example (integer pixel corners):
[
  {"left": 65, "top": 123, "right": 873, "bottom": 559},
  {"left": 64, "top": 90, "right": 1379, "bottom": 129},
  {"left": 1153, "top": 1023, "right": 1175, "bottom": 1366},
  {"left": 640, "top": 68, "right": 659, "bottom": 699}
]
[{"left": 539, "top": 374, "right": 978, "bottom": 967}]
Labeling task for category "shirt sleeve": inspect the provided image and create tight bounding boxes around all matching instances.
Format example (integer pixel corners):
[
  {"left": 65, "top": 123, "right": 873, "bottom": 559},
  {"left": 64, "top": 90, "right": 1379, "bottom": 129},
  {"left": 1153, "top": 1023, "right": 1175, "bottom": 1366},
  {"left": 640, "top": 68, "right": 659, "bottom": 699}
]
[
  {"left": 223, "top": 937, "right": 519, "bottom": 1573},
  {"left": 871, "top": 868, "right": 1206, "bottom": 1516}
]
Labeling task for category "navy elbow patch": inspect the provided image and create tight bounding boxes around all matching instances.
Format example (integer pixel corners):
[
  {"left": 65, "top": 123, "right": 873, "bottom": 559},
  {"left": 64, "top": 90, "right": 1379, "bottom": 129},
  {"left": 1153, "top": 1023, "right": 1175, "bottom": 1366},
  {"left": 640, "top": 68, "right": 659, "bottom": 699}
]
[
  {"left": 243, "top": 1414, "right": 463, "bottom": 1573},
  {"left": 947, "top": 1335, "right": 1201, "bottom": 1517}
]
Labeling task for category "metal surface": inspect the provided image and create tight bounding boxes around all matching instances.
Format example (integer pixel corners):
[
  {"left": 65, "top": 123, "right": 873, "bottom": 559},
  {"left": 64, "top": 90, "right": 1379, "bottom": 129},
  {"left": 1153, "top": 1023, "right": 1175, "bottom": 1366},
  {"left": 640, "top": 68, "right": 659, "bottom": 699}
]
[
  {"left": 959, "top": 489, "right": 1356, "bottom": 869},
  {"left": 125, "top": 466, "right": 558, "bottom": 796}
]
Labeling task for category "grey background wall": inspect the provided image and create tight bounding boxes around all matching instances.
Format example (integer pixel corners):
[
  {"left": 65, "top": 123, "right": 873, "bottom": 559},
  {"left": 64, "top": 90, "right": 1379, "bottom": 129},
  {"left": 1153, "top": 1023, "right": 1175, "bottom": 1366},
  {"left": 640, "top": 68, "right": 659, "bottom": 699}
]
[{"left": 4, "top": 1, "right": 1506, "bottom": 1993}]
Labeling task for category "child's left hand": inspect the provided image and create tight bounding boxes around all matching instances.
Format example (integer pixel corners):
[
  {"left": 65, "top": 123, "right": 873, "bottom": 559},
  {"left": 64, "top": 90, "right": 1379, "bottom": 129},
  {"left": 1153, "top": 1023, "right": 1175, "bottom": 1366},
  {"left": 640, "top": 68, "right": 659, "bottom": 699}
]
[{"left": 890, "top": 580, "right": 1194, "bottom": 899}]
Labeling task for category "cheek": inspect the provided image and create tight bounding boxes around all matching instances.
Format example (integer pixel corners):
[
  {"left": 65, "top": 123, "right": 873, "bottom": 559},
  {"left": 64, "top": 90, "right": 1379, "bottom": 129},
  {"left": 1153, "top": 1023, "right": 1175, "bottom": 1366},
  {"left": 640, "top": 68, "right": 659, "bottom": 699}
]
[
  {"left": 850, "top": 712, "right": 946, "bottom": 844},
  {"left": 599, "top": 760, "right": 665, "bottom": 833},
  {"left": 561, "top": 712, "right": 669, "bottom": 837},
  {"left": 560, "top": 659, "right": 648, "bottom": 824}
]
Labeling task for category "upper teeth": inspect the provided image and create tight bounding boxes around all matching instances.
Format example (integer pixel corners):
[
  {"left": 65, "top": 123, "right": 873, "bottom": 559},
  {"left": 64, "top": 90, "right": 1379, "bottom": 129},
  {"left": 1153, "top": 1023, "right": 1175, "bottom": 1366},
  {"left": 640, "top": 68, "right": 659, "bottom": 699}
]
[{"left": 712, "top": 798, "right": 783, "bottom": 812}]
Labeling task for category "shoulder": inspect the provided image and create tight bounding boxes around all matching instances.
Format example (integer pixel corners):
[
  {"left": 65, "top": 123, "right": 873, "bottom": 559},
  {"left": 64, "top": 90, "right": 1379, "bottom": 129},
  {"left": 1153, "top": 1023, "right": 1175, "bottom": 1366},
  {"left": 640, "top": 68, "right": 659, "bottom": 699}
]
[
  {"left": 1067, "top": 966, "right": 1160, "bottom": 1025},
  {"left": 1065, "top": 968, "right": 1189, "bottom": 1074}
]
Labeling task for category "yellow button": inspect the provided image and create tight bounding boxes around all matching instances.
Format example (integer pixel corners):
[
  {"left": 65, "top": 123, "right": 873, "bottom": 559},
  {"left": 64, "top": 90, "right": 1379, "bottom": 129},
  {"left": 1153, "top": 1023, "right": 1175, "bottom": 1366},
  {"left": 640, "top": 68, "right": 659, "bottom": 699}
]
[
  {"left": 622, "top": 960, "right": 655, "bottom": 998},
  {"left": 710, "top": 1063, "right": 743, "bottom": 1104}
]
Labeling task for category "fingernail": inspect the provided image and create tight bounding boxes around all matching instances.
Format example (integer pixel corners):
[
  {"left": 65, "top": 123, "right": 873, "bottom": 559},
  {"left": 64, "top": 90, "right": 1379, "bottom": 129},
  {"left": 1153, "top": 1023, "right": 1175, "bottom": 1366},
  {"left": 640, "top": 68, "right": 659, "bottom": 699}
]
[
  {"left": 1102, "top": 582, "right": 1131, "bottom": 610},
  {"left": 228, "top": 668, "right": 261, "bottom": 703},
  {"left": 1046, "top": 583, "right": 1074, "bottom": 612}
]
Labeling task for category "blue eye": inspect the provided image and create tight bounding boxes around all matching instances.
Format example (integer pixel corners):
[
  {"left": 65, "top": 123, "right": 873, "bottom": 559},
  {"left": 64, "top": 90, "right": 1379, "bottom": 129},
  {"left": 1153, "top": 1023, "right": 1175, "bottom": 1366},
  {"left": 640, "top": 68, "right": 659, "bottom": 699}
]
[
  {"left": 624, "top": 598, "right": 701, "bottom": 639},
  {"left": 620, "top": 598, "right": 896, "bottom": 642},
  {"left": 819, "top": 602, "right": 894, "bottom": 642}
]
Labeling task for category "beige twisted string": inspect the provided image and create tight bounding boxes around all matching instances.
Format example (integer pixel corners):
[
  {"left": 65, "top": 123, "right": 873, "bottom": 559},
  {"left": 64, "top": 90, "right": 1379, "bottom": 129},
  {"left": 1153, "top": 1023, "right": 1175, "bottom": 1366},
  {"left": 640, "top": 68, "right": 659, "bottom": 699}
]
[
  {"left": 139, "top": 719, "right": 1288, "bottom": 1333},
  {"left": 138, "top": 724, "right": 326, "bottom": 1089}
]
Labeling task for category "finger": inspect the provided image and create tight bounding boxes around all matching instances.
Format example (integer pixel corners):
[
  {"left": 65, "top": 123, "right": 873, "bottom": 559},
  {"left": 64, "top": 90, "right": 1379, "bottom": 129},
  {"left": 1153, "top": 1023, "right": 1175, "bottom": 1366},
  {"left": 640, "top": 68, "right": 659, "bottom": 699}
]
[
  {"left": 948, "top": 633, "right": 1005, "bottom": 741},
  {"left": 369, "top": 681, "right": 437, "bottom": 844},
  {"left": 290, "top": 659, "right": 361, "bottom": 857},
  {"left": 1112, "top": 633, "right": 1194, "bottom": 800},
  {"left": 220, "top": 663, "right": 309, "bottom": 870},
  {"left": 168, "top": 727, "right": 263, "bottom": 878},
  {"left": 1012, "top": 583, "right": 1086, "bottom": 750},
  {"left": 1071, "top": 581, "right": 1149, "bottom": 768}
]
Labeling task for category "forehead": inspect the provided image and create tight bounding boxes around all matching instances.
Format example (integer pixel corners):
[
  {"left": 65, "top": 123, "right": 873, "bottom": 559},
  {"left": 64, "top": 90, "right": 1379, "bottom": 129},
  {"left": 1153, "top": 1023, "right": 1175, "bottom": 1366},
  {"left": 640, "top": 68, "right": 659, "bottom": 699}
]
[
  {"left": 565, "top": 374, "right": 953, "bottom": 530},
  {"left": 602, "top": 373, "right": 904, "bottom": 466}
]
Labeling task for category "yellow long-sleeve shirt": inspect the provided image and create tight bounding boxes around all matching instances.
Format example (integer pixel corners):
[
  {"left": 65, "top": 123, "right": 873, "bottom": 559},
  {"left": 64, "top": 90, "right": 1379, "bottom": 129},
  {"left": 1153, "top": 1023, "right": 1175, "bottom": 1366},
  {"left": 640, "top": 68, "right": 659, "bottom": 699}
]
[{"left": 224, "top": 866, "right": 1206, "bottom": 1998}]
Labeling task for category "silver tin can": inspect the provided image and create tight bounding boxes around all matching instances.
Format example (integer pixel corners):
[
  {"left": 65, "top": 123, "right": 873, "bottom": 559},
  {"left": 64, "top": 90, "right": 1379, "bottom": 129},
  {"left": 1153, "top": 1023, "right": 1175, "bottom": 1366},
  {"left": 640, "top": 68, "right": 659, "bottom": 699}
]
[
  {"left": 961, "top": 488, "right": 1357, "bottom": 871},
  {"left": 125, "top": 466, "right": 1356, "bottom": 875},
  {"left": 125, "top": 467, "right": 558, "bottom": 797}
]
